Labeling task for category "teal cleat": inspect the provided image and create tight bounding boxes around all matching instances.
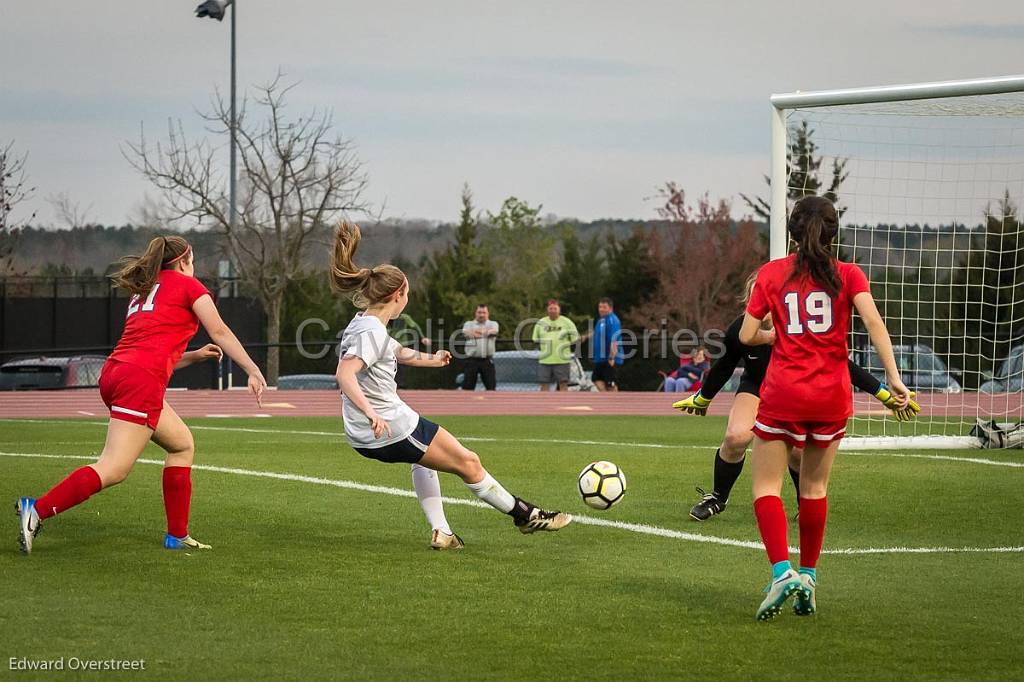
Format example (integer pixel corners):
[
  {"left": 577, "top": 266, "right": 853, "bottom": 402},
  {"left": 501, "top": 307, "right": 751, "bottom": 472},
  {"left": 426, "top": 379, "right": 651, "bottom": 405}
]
[
  {"left": 755, "top": 569, "right": 802, "bottom": 622},
  {"left": 15, "top": 497, "right": 41, "bottom": 555},
  {"left": 794, "top": 573, "right": 817, "bottom": 616},
  {"left": 164, "top": 534, "right": 212, "bottom": 550}
]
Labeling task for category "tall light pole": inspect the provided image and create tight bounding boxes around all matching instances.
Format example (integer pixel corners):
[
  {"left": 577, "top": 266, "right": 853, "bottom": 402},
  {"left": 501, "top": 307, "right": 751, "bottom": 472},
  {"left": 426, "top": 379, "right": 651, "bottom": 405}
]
[{"left": 195, "top": 0, "right": 237, "bottom": 235}]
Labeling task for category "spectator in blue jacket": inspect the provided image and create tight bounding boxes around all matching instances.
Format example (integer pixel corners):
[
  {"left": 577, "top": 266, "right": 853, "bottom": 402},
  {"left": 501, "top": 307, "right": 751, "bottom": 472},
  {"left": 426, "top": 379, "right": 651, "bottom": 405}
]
[{"left": 590, "top": 297, "right": 624, "bottom": 391}]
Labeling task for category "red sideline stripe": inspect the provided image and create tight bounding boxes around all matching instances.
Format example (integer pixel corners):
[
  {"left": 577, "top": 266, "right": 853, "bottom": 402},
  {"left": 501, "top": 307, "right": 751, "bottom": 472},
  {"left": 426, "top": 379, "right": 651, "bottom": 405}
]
[{"left": 0, "top": 389, "right": 1019, "bottom": 419}]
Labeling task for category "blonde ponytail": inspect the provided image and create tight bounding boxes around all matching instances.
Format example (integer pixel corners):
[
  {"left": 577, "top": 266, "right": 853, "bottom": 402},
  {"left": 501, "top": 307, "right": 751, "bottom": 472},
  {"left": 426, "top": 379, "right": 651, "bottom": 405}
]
[{"left": 330, "top": 221, "right": 406, "bottom": 308}]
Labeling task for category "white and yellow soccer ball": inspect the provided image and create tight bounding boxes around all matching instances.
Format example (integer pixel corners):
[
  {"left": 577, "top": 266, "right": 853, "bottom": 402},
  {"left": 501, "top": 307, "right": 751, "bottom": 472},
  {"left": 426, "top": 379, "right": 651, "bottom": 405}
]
[{"left": 577, "top": 461, "right": 626, "bottom": 510}]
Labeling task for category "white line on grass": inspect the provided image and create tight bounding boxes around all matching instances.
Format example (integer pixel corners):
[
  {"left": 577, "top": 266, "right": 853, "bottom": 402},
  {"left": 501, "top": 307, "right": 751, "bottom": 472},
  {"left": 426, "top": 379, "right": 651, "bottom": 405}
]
[
  {"left": 3, "top": 450, "right": 1021, "bottom": 556},
  {"left": 5, "top": 418, "right": 1024, "bottom": 469}
]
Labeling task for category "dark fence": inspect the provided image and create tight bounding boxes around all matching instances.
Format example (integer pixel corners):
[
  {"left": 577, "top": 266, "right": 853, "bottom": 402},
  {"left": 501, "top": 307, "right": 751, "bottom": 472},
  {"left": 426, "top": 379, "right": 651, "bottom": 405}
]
[{"left": 2, "top": 277, "right": 685, "bottom": 391}]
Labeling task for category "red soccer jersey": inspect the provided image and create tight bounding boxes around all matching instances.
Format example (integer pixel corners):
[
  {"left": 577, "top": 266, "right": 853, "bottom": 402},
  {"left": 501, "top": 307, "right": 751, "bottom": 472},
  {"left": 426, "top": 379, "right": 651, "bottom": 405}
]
[
  {"left": 108, "top": 270, "right": 211, "bottom": 383},
  {"left": 746, "top": 254, "right": 871, "bottom": 421}
]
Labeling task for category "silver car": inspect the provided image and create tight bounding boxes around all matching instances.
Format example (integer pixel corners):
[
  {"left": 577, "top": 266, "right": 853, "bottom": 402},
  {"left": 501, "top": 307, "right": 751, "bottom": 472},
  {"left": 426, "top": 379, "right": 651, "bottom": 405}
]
[
  {"left": 979, "top": 345, "right": 1024, "bottom": 393},
  {"left": 457, "top": 350, "right": 596, "bottom": 392},
  {"left": 849, "top": 344, "right": 961, "bottom": 393}
]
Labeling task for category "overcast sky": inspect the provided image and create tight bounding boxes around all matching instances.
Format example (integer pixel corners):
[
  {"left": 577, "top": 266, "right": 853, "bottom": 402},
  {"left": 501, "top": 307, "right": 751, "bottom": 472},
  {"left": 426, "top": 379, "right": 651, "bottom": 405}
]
[{"left": 2, "top": 1, "right": 1023, "bottom": 227}]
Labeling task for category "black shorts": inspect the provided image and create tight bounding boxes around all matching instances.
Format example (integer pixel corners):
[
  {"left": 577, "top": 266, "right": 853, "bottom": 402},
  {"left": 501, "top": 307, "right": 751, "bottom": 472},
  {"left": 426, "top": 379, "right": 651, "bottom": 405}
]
[
  {"left": 592, "top": 361, "right": 618, "bottom": 385},
  {"left": 353, "top": 417, "right": 440, "bottom": 464},
  {"left": 736, "top": 370, "right": 762, "bottom": 398}
]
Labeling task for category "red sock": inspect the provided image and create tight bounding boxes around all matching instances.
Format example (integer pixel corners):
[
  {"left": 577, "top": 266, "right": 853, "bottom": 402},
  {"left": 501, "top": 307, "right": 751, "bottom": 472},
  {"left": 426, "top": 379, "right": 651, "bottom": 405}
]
[
  {"left": 36, "top": 466, "right": 103, "bottom": 520},
  {"left": 753, "top": 495, "right": 789, "bottom": 565},
  {"left": 798, "top": 496, "right": 828, "bottom": 569},
  {"left": 162, "top": 466, "right": 192, "bottom": 538}
]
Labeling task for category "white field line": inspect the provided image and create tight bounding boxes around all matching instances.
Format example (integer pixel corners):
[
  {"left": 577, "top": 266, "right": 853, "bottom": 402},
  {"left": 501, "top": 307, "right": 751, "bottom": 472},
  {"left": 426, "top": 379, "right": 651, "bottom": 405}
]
[
  {"left": 2, "top": 450, "right": 1021, "bottom": 556},
  {"left": 4, "top": 418, "right": 1024, "bottom": 468}
]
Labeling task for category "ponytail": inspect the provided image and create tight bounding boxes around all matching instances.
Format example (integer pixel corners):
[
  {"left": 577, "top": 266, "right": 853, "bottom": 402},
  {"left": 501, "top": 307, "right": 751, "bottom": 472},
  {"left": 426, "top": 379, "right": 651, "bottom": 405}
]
[
  {"left": 786, "top": 196, "right": 841, "bottom": 297},
  {"left": 330, "top": 221, "right": 406, "bottom": 308},
  {"left": 112, "top": 235, "right": 191, "bottom": 296}
]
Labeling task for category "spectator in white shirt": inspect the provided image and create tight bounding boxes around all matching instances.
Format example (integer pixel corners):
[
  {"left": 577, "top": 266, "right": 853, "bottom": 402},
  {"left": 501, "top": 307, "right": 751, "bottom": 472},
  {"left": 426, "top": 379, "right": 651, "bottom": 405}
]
[{"left": 462, "top": 304, "right": 499, "bottom": 391}]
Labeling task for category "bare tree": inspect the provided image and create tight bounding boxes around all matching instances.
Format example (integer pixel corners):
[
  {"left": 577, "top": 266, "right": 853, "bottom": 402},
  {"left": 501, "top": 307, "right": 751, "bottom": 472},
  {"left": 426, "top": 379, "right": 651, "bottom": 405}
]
[
  {"left": 47, "top": 191, "right": 94, "bottom": 230},
  {"left": 125, "top": 75, "right": 370, "bottom": 382},
  {"left": 0, "top": 142, "right": 36, "bottom": 275}
]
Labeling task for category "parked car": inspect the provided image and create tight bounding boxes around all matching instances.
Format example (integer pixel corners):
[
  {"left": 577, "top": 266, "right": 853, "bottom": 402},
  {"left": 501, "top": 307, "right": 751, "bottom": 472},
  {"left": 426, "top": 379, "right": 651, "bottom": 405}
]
[
  {"left": 277, "top": 374, "right": 339, "bottom": 390},
  {"left": 979, "top": 345, "right": 1024, "bottom": 393},
  {"left": 0, "top": 355, "right": 107, "bottom": 391},
  {"left": 457, "top": 350, "right": 596, "bottom": 392},
  {"left": 849, "top": 344, "right": 961, "bottom": 393}
]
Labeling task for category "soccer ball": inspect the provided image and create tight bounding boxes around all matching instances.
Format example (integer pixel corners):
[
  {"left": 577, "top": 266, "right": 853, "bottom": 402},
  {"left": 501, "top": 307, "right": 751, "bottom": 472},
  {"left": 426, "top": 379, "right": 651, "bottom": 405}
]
[{"left": 578, "top": 461, "right": 626, "bottom": 510}]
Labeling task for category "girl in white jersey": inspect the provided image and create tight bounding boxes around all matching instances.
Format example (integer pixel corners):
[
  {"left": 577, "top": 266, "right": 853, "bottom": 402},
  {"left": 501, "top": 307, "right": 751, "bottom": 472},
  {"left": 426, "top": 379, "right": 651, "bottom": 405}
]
[{"left": 331, "top": 222, "right": 571, "bottom": 549}]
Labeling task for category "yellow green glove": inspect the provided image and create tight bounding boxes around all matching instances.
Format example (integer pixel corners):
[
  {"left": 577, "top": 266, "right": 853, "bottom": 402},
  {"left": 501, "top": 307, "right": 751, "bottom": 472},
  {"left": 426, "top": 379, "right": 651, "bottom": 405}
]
[
  {"left": 673, "top": 392, "right": 711, "bottom": 416},
  {"left": 874, "top": 384, "right": 920, "bottom": 422}
]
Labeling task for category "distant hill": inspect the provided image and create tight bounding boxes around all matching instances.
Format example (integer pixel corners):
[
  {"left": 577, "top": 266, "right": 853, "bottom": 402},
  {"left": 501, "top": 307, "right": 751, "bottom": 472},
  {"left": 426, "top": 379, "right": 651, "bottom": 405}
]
[{"left": 11, "top": 218, "right": 983, "bottom": 279}]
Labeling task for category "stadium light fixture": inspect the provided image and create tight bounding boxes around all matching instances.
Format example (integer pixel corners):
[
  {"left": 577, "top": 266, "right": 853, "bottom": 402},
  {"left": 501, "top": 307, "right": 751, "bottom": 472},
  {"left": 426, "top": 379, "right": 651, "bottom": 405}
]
[{"left": 195, "top": 0, "right": 238, "bottom": 235}]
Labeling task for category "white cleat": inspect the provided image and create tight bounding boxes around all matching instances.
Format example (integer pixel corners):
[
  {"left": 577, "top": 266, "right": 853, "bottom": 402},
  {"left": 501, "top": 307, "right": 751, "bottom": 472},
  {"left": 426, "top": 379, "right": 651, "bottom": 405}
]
[
  {"left": 15, "top": 497, "right": 41, "bottom": 555},
  {"left": 793, "top": 573, "right": 817, "bottom": 616},
  {"left": 755, "top": 569, "right": 803, "bottom": 622}
]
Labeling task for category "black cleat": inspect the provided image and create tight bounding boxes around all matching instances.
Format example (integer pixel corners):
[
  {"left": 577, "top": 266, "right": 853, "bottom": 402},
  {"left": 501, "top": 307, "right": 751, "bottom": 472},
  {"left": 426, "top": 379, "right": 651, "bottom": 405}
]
[{"left": 689, "top": 487, "right": 726, "bottom": 521}]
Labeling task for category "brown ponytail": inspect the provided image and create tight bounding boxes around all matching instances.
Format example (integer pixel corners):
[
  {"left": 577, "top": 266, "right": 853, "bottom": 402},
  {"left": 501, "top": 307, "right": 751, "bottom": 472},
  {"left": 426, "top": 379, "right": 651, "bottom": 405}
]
[
  {"left": 112, "top": 235, "right": 191, "bottom": 296},
  {"left": 786, "top": 196, "right": 841, "bottom": 297},
  {"left": 330, "top": 221, "right": 406, "bottom": 308}
]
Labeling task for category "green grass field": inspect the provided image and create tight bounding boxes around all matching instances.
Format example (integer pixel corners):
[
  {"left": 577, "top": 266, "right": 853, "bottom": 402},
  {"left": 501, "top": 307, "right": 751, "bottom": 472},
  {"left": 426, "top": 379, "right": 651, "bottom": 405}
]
[{"left": 1, "top": 415, "right": 1022, "bottom": 680}]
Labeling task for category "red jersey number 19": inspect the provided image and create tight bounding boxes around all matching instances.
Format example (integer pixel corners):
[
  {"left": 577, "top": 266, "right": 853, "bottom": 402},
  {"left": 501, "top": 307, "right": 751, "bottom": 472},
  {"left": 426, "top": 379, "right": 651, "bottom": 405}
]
[
  {"left": 783, "top": 290, "right": 833, "bottom": 334},
  {"left": 126, "top": 283, "right": 161, "bottom": 318}
]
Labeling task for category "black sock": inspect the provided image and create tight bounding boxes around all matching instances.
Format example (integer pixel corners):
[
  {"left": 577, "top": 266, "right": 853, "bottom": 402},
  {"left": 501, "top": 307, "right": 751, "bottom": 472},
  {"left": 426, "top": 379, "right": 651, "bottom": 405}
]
[
  {"left": 789, "top": 465, "right": 801, "bottom": 501},
  {"left": 510, "top": 497, "right": 535, "bottom": 523},
  {"left": 713, "top": 449, "right": 744, "bottom": 501}
]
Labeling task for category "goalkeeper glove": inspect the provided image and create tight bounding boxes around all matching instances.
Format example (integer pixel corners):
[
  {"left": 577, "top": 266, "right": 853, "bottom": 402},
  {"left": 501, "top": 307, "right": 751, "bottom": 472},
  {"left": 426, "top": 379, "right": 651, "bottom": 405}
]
[
  {"left": 673, "top": 391, "right": 711, "bottom": 416},
  {"left": 874, "top": 383, "right": 920, "bottom": 422}
]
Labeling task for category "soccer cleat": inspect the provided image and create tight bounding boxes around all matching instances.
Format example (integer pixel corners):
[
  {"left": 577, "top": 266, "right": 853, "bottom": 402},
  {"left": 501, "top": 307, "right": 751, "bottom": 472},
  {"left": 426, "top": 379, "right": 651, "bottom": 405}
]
[
  {"left": 515, "top": 508, "right": 572, "bottom": 534},
  {"left": 793, "top": 573, "right": 817, "bottom": 616},
  {"left": 430, "top": 529, "right": 465, "bottom": 551},
  {"left": 15, "top": 497, "right": 41, "bottom": 555},
  {"left": 755, "top": 569, "right": 803, "bottom": 622},
  {"left": 689, "top": 487, "right": 726, "bottom": 521},
  {"left": 163, "top": 533, "right": 212, "bottom": 550}
]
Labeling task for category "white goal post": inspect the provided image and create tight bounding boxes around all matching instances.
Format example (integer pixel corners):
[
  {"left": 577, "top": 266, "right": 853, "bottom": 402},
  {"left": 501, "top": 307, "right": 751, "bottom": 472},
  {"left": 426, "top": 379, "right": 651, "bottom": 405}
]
[{"left": 768, "top": 75, "right": 1024, "bottom": 449}]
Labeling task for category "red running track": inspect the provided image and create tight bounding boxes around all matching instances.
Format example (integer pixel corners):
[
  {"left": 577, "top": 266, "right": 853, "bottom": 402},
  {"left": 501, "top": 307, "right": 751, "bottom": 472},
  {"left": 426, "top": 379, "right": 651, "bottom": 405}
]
[{"left": 0, "top": 389, "right": 1020, "bottom": 420}]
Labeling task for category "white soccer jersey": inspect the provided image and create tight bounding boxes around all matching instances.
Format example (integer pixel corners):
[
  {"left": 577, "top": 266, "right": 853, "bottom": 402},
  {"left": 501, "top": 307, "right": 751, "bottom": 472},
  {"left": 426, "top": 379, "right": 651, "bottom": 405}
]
[{"left": 338, "top": 313, "right": 420, "bottom": 447}]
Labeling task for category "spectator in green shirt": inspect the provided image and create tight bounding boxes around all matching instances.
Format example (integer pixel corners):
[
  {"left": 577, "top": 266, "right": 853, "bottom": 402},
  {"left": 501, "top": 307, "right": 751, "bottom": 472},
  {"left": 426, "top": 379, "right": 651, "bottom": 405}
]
[{"left": 531, "top": 299, "right": 579, "bottom": 391}]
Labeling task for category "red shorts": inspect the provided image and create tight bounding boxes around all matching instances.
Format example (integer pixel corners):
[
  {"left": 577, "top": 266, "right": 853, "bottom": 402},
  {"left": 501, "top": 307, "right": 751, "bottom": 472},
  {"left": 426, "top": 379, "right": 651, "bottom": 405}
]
[
  {"left": 752, "top": 415, "right": 848, "bottom": 449},
  {"left": 98, "top": 360, "right": 165, "bottom": 430}
]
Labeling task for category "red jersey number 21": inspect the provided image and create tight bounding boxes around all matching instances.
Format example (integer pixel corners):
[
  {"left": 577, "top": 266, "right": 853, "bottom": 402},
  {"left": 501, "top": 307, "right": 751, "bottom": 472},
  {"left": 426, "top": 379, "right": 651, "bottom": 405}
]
[
  {"left": 126, "top": 283, "right": 161, "bottom": 318},
  {"left": 783, "top": 291, "right": 833, "bottom": 334}
]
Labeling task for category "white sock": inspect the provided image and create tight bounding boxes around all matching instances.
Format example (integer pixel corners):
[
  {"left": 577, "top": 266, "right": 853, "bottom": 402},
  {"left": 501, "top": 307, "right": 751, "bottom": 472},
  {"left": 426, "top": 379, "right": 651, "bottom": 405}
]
[
  {"left": 411, "top": 464, "right": 452, "bottom": 535},
  {"left": 464, "top": 471, "right": 516, "bottom": 514}
]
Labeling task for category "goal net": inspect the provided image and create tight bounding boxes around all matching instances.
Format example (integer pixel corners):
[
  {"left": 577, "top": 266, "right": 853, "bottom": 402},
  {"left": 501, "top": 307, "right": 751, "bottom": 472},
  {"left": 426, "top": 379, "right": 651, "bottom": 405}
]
[{"left": 769, "top": 77, "right": 1024, "bottom": 449}]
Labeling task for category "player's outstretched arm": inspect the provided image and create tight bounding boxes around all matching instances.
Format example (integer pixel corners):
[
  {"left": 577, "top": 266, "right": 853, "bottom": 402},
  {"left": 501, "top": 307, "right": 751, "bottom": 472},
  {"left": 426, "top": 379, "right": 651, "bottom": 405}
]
[
  {"left": 193, "top": 295, "right": 267, "bottom": 405},
  {"left": 335, "top": 356, "right": 391, "bottom": 439},
  {"left": 848, "top": 359, "right": 920, "bottom": 421},
  {"left": 396, "top": 347, "right": 451, "bottom": 368},
  {"left": 853, "top": 292, "right": 910, "bottom": 408}
]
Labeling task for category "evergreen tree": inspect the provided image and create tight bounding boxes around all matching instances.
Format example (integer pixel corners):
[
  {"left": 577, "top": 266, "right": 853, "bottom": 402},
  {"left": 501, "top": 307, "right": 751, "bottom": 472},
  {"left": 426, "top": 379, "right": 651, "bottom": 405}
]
[
  {"left": 933, "top": 192, "right": 1024, "bottom": 388},
  {"left": 555, "top": 227, "right": 606, "bottom": 318},
  {"left": 417, "top": 184, "right": 495, "bottom": 328},
  {"left": 741, "top": 121, "right": 849, "bottom": 220},
  {"left": 603, "top": 227, "right": 659, "bottom": 317},
  {"left": 483, "top": 196, "right": 558, "bottom": 326}
]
